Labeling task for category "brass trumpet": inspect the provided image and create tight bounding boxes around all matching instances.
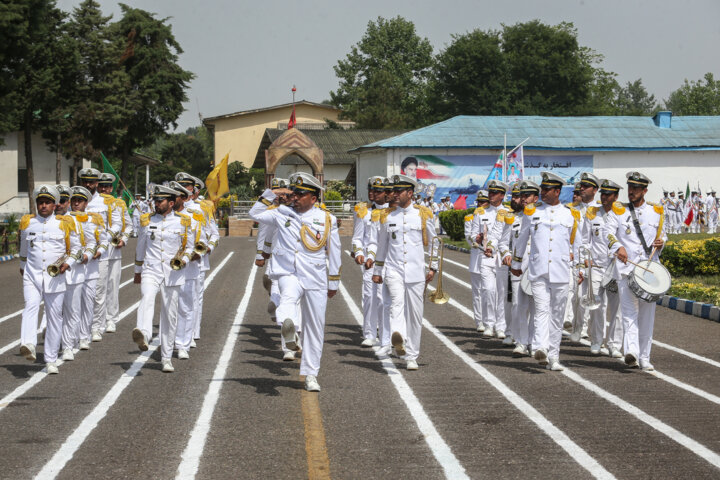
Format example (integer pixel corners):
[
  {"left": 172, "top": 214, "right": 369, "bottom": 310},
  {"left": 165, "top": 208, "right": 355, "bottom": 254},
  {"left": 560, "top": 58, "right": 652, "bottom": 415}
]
[
  {"left": 110, "top": 231, "right": 122, "bottom": 247},
  {"left": 193, "top": 241, "right": 209, "bottom": 255},
  {"left": 579, "top": 246, "right": 600, "bottom": 311},
  {"left": 170, "top": 244, "right": 186, "bottom": 270},
  {"left": 426, "top": 237, "right": 449, "bottom": 304},
  {"left": 47, "top": 255, "right": 68, "bottom": 277}
]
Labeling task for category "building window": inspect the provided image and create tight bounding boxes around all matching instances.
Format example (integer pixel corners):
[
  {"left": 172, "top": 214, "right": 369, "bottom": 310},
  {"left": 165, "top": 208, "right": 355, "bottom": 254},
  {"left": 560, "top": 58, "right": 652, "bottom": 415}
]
[{"left": 18, "top": 168, "right": 28, "bottom": 193}]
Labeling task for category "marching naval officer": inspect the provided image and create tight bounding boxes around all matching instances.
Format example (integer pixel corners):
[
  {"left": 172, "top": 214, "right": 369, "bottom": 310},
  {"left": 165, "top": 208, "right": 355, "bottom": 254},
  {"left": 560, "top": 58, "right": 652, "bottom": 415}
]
[
  {"left": 465, "top": 190, "right": 489, "bottom": 332},
  {"left": 511, "top": 172, "right": 580, "bottom": 371},
  {"left": 604, "top": 172, "right": 666, "bottom": 370},
  {"left": 18, "top": 185, "right": 82, "bottom": 374},
  {"left": 372, "top": 174, "right": 439, "bottom": 370},
  {"left": 249, "top": 172, "right": 342, "bottom": 392},
  {"left": 132, "top": 184, "right": 194, "bottom": 373}
]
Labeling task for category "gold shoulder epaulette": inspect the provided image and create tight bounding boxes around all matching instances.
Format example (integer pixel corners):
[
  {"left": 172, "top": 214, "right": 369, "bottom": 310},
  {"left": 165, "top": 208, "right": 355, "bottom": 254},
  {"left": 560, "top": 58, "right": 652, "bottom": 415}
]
[
  {"left": 192, "top": 212, "right": 205, "bottom": 224},
  {"left": 503, "top": 212, "right": 515, "bottom": 225},
  {"left": 653, "top": 203, "right": 664, "bottom": 215},
  {"left": 140, "top": 213, "right": 152, "bottom": 227},
  {"left": 115, "top": 198, "right": 126, "bottom": 208},
  {"left": 356, "top": 203, "right": 368, "bottom": 219},
  {"left": 464, "top": 214, "right": 474, "bottom": 222},
  {"left": 177, "top": 212, "right": 191, "bottom": 228},
  {"left": 380, "top": 206, "right": 396, "bottom": 224},
  {"left": 524, "top": 203, "right": 536, "bottom": 216},
  {"left": 474, "top": 207, "right": 485, "bottom": 215},
  {"left": 19, "top": 214, "right": 35, "bottom": 231},
  {"left": 354, "top": 202, "right": 367, "bottom": 213},
  {"left": 586, "top": 206, "right": 598, "bottom": 220},
  {"left": 88, "top": 212, "right": 103, "bottom": 226},
  {"left": 612, "top": 202, "right": 626, "bottom": 215},
  {"left": 568, "top": 206, "right": 581, "bottom": 222},
  {"left": 371, "top": 209, "right": 383, "bottom": 222},
  {"left": 56, "top": 215, "right": 75, "bottom": 233},
  {"left": 413, "top": 204, "right": 433, "bottom": 220},
  {"left": 496, "top": 208, "right": 508, "bottom": 221},
  {"left": 74, "top": 212, "right": 89, "bottom": 223},
  {"left": 267, "top": 205, "right": 279, "bottom": 210}
]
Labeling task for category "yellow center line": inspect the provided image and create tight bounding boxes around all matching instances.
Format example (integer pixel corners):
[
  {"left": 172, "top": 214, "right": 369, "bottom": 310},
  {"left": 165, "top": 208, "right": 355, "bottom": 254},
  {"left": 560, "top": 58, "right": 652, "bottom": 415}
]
[{"left": 301, "top": 378, "right": 331, "bottom": 479}]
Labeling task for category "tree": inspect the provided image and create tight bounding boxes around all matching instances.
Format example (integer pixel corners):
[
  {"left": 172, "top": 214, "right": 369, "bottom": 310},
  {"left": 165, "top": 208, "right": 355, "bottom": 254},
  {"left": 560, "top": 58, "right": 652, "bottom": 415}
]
[
  {"left": 430, "top": 29, "right": 509, "bottom": 119},
  {"left": 614, "top": 79, "right": 657, "bottom": 115},
  {"left": 109, "top": 4, "right": 194, "bottom": 184},
  {"left": 665, "top": 73, "right": 720, "bottom": 115},
  {"left": 502, "top": 21, "right": 602, "bottom": 116},
  {"left": 330, "top": 16, "right": 433, "bottom": 128}
]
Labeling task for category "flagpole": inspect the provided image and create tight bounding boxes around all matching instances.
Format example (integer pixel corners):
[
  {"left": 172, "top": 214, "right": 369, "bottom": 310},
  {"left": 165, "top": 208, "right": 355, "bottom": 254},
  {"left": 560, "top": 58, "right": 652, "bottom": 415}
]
[
  {"left": 503, "top": 133, "right": 507, "bottom": 182},
  {"left": 506, "top": 137, "right": 531, "bottom": 157}
]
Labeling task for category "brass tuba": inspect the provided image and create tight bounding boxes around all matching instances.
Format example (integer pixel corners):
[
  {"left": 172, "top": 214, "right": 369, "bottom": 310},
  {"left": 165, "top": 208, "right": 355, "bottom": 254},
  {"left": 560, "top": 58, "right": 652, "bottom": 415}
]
[
  {"left": 47, "top": 255, "right": 68, "bottom": 277},
  {"left": 426, "top": 237, "right": 449, "bottom": 304}
]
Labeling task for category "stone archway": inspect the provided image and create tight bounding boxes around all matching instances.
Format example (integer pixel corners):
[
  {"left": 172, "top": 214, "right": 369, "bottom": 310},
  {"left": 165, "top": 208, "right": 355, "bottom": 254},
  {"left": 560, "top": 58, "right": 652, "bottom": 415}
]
[{"left": 264, "top": 128, "right": 324, "bottom": 187}]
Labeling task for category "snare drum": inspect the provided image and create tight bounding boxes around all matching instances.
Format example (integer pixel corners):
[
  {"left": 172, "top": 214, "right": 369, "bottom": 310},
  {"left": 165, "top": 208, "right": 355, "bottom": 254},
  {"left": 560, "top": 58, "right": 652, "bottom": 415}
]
[
  {"left": 520, "top": 270, "right": 533, "bottom": 296},
  {"left": 627, "top": 260, "right": 671, "bottom": 303},
  {"left": 601, "top": 261, "right": 618, "bottom": 293}
]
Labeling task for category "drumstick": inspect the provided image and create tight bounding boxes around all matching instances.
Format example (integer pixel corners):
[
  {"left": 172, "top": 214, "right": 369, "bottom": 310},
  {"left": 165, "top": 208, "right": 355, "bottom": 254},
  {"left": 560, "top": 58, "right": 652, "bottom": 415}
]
[{"left": 613, "top": 252, "right": 653, "bottom": 273}]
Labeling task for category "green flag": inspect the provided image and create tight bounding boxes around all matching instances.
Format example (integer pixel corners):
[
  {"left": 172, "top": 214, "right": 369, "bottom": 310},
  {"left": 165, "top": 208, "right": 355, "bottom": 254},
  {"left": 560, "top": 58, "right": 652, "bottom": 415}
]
[
  {"left": 100, "top": 152, "right": 134, "bottom": 209},
  {"left": 685, "top": 181, "right": 690, "bottom": 200}
]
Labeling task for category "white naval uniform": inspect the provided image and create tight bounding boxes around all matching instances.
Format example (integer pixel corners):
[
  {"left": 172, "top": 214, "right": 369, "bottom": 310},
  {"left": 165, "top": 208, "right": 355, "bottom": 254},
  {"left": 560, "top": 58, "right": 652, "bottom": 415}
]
[
  {"left": 106, "top": 198, "right": 133, "bottom": 328},
  {"left": 464, "top": 209, "right": 484, "bottom": 329},
  {"left": 365, "top": 205, "right": 392, "bottom": 349},
  {"left": 249, "top": 190, "right": 342, "bottom": 377},
  {"left": 77, "top": 213, "right": 108, "bottom": 344},
  {"left": 175, "top": 208, "right": 206, "bottom": 351},
  {"left": 604, "top": 201, "right": 666, "bottom": 366},
  {"left": 512, "top": 202, "right": 579, "bottom": 361},
  {"left": 706, "top": 196, "right": 718, "bottom": 234},
  {"left": 566, "top": 202, "right": 590, "bottom": 339},
  {"left": 580, "top": 205, "right": 622, "bottom": 350},
  {"left": 352, "top": 202, "right": 386, "bottom": 343},
  {"left": 470, "top": 204, "right": 507, "bottom": 334},
  {"left": 19, "top": 214, "right": 82, "bottom": 363},
  {"left": 187, "top": 199, "right": 219, "bottom": 341},
  {"left": 86, "top": 192, "right": 122, "bottom": 335},
  {"left": 134, "top": 211, "right": 193, "bottom": 361},
  {"left": 373, "top": 204, "right": 439, "bottom": 362},
  {"left": 61, "top": 212, "right": 99, "bottom": 350}
]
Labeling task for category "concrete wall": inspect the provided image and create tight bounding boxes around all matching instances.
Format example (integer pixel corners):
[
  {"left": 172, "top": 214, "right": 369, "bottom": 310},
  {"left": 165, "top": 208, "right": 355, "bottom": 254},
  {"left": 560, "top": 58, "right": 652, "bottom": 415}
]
[
  {"left": 207, "top": 104, "right": 343, "bottom": 169},
  {"left": 0, "top": 132, "right": 19, "bottom": 208},
  {"left": 355, "top": 150, "right": 390, "bottom": 201}
]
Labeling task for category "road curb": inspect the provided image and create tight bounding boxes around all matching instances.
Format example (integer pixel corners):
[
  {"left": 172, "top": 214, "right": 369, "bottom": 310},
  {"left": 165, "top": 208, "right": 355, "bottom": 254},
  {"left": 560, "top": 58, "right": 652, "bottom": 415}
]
[
  {"left": 445, "top": 244, "right": 471, "bottom": 254},
  {"left": 656, "top": 295, "right": 720, "bottom": 322},
  {"left": 0, "top": 254, "right": 18, "bottom": 263}
]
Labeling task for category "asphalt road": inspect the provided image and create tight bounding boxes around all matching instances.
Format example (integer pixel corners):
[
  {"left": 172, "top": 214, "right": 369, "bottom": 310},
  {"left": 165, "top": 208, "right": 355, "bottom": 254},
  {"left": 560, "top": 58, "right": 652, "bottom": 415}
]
[{"left": 0, "top": 237, "right": 718, "bottom": 479}]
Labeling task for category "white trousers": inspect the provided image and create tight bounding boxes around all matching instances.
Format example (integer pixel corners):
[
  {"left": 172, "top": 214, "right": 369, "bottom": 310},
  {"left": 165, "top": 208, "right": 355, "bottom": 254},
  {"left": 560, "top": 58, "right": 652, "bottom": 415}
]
[
  {"left": 193, "top": 271, "right": 206, "bottom": 339},
  {"left": 106, "top": 258, "right": 122, "bottom": 324},
  {"left": 62, "top": 283, "right": 83, "bottom": 349},
  {"left": 586, "top": 270, "right": 622, "bottom": 347},
  {"left": 92, "top": 259, "right": 109, "bottom": 332},
  {"left": 78, "top": 279, "right": 97, "bottom": 342},
  {"left": 531, "top": 278, "right": 569, "bottom": 359},
  {"left": 618, "top": 276, "right": 655, "bottom": 363},
  {"left": 176, "top": 275, "right": 197, "bottom": 350},
  {"left": 470, "top": 272, "right": 484, "bottom": 328},
  {"left": 136, "top": 274, "right": 180, "bottom": 361},
  {"left": 270, "top": 277, "right": 302, "bottom": 354},
  {"left": 385, "top": 269, "right": 424, "bottom": 361},
  {"left": 22, "top": 283, "right": 64, "bottom": 362},
  {"left": 708, "top": 212, "right": 718, "bottom": 234},
  {"left": 674, "top": 212, "right": 684, "bottom": 233},
  {"left": 479, "top": 264, "right": 499, "bottom": 331},
  {"left": 276, "top": 275, "right": 327, "bottom": 376},
  {"left": 361, "top": 266, "right": 379, "bottom": 340},
  {"left": 495, "top": 265, "right": 508, "bottom": 333},
  {"left": 515, "top": 283, "right": 535, "bottom": 346},
  {"left": 379, "top": 282, "right": 391, "bottom": 347}
]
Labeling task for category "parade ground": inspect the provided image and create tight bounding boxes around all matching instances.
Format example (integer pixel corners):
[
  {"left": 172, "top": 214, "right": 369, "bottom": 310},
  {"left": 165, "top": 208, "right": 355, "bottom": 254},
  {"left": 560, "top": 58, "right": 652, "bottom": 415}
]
[{"left": 0, "top": 237, "right": 718, "bottom": 479}]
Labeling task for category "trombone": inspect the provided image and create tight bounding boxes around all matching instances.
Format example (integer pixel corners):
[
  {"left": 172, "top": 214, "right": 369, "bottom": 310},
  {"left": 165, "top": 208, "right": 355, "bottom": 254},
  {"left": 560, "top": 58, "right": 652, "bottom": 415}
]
[
  {"left": 425, "top": 237, "right": 449, "bottom": 304},
  {"left": 579, "top": 246, "right": 600, "bottom": 311}
]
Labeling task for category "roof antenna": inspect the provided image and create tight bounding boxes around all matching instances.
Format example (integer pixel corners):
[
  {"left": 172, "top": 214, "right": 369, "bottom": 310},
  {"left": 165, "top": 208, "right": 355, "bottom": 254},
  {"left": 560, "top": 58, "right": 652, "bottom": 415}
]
[{"left": 196, "top": 97, "right": 203, "bottom": 124}]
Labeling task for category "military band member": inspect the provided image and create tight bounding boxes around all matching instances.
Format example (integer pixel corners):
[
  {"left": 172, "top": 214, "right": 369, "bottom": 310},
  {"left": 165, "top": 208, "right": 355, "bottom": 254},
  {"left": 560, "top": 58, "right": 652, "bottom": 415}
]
[
  {"left": 706, "top": 189, "right": 718, "bottom": 234},
  {"left": 511, "top": 172, "right": 580, "bottom": 371},
  {"left": 581, "top": 179, "right": 623, "bottom": 357},
  {"left": 666, "top": 191, "right": 679, "bottom": 234},
  {"left": 19, "top": 185, "right": 83, "bottom": 374},
  {"left": 132, "top": 185, "right": 194, "bottom": 373},
  {"left": 83, "top": 170, "right": 123, "bottom": 341},
  {"left": 249, "top": 172, "right": 341, "bottom": 392},
  {"left": 169, "top": 181, "right": 206, "bottom": 360},
  {"left": 472, "top": 180, "right": 510, "bottom": 338},
  {"left": 465, "top": 190, "right": 489, "bottom": 332},
  {"left": 604, "top": 172, "right": 666, "bottom": 370},
  {"left": 353, "top": 176, "right": 388, "bottom": 347},
  {"left": 372, "top": 174, "right": 439, "bottom": 370}
]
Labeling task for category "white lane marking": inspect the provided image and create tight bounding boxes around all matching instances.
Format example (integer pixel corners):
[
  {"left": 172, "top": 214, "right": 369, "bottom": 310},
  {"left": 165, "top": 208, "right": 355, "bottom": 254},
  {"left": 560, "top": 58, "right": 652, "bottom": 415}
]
[
  {"left": 425, "top": 251, "right": 720, "bottom": 370},
  {"left": 175, "top": 263, "right": 257, "bottom": 479},
  {"left": 34, "top": 252, "right": 234, "bottom": 480},
  {"left": 121, "top": 263, "right": 132, "bottom": 270},
  {"left": 563, "top": 368, "right": 720, "bottom": 469},
  {"left": 339, "top": 281, "right": 469, "bottom": 480},
  {"left": 0, "top": 263, "right": 134, "bottom": 326}
]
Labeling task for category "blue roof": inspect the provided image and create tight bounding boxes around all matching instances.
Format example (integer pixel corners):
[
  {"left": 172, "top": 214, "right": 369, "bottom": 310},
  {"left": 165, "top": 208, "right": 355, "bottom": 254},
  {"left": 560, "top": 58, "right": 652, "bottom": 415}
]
[{"left": 353, "top": 114, "right": 720, "bottom": 152}]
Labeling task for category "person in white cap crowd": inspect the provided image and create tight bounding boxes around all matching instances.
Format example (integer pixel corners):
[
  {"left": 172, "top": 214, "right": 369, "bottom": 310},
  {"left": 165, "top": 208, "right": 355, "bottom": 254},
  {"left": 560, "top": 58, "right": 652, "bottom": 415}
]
[
  {"left": 371, "top": 174, "right": 439, "bottom": 371},
  {"left": 464, "top": 190, "right": 488, "bottom": 332},
  {"left": 249, "top": 171, "right": 341, "bottom": 392},
  {"left": 706, "top": 188, "right": 718, "bottom": 234},
  {"left": 18, "top": 185, "right": 83, "bottom": 374}
]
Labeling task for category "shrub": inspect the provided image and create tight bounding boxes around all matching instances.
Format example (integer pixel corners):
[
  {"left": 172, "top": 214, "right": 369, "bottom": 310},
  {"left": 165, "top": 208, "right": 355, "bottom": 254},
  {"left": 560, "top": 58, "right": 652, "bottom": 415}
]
[
  {"left": 439, "top": 208, "right": 474, "bottom": 241},
  {"left": 661, "top": 239, "right": 720, "bottom": 276},
  {"left": 324, "top": 190, "right": 342, "bottom": 202}
]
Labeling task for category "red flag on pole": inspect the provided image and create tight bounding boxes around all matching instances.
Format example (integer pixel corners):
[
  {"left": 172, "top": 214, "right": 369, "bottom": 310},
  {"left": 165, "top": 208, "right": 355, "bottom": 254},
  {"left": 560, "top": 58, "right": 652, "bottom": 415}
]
[
  {"left": 287, "top": 104, "right": 296, "bottom": 129},
  {"left": 453, "top": 195, "right": 467, "bottom": 210},
  {"left": 684, "top": 208, "right": 694, "bottom": 226}
]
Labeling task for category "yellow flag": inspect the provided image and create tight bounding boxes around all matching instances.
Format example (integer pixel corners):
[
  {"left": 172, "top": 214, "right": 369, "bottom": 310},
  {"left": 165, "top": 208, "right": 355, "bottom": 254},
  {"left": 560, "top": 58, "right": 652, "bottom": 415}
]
[{"left": 205, "top": 153, "right": 230, "bottom": 202}]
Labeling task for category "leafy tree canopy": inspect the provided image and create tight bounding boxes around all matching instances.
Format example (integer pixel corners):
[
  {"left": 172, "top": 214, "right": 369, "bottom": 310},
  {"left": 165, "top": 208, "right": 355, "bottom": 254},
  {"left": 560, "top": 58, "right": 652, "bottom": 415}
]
[{"left": 665, "top": 73, "right": 720, "bottom": 115}]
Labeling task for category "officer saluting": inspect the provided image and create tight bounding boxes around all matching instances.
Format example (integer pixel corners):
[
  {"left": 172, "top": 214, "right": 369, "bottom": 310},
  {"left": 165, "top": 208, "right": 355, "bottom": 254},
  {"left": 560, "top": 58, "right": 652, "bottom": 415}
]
[
  {"left": 249, "top": 172, "right": 341, "bottom": 392},
  {"left": 511, "top": 172, "right": 580, "bottom": 371},
  {"left": 604, "top": 171, "right": 666, "bottom": 370},
  {"left": 132, "top": 184, "right": 194, "bottom": 373},
  {"left": 18, "top": 185, "right": 83, "bottom": 374}
]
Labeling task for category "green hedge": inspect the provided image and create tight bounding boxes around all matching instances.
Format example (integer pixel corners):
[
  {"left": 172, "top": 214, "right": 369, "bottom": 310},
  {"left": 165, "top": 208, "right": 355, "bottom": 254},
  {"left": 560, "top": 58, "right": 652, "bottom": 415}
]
[
  {"left": 439, "top": 209, "right": 474, "bottom": 241},
  {"left": 661, "top": 239, "right": 720, "bottom": 276}
]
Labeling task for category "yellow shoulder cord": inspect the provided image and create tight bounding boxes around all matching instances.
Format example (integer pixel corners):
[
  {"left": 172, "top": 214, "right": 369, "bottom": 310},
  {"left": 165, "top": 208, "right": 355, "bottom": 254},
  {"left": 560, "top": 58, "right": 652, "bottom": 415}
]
[{"left": 300, "top": 212, "right": 331, "bottom": 252}]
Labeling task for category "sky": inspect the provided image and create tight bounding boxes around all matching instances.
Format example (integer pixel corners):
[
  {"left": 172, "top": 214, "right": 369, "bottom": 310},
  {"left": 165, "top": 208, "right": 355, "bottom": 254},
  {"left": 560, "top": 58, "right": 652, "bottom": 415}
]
[{"left": 57, "top": 0, "right": 720, "bottom": 133}]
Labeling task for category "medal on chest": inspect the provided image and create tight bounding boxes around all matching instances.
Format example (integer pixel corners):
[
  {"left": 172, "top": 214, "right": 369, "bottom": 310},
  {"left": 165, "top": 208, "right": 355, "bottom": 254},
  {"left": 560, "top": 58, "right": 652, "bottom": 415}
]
[
  {"left": 595, "top": 228, "right": 599, "bottom": 236},
  {"left": 626, "top": 226, "right": 631, "bottom": 235},
  {"left": 150, "top": 231, "right": 155, "bottom": 240},
  {"left": 30, "top": 240, "right": 35, "bottom": 248},
  {"left": 392, "top": 231, "right": 397, "bottom": 240},
  {"left": 285, "top": 220, "right": 291, "bottom": 227}
]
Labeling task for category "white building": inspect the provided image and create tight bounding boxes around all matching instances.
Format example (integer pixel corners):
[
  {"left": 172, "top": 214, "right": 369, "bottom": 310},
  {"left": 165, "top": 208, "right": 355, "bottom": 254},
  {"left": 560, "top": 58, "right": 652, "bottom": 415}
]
[{"left": 350, "top": 112, "right": 720, "bottom": 204}]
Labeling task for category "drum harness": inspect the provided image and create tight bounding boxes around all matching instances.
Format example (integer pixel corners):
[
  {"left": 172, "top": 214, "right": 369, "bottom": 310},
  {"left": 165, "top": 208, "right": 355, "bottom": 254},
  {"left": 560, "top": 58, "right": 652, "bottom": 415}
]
[{"left": 628, "top": 203, "right": 653, "bottom": 256}]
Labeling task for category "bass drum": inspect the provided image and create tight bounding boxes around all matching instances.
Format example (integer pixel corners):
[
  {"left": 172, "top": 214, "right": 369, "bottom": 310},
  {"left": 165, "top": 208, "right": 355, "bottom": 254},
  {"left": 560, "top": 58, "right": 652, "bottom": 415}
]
[
  {"left": 628, "top": 260, "right": 671, "bottom": 303},
  {"left": 601, "top": 260, "right": 618, "bottom": 293},
  {"left": 520, "top": 270, "right": 533, "bottom": 296}
]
